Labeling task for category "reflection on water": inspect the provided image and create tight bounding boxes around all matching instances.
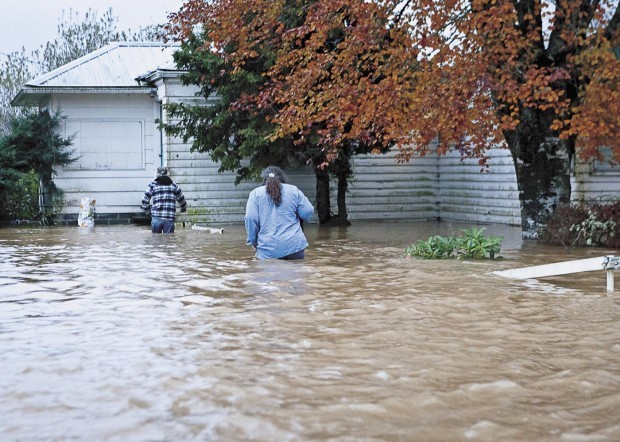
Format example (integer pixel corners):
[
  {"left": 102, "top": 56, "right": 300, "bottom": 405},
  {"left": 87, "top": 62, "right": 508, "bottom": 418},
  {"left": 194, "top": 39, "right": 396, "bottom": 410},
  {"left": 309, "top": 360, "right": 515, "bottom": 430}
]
[{"left": 1, "top": 222, "right": 620, "bottom": 441}]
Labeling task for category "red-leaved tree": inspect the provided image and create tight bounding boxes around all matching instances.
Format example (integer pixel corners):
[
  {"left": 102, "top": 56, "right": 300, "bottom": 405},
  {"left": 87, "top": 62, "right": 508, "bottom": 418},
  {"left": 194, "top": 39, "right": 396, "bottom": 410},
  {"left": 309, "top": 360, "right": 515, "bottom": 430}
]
[{"left": 166, "top": 0, "right": 620, "bottom": 230}]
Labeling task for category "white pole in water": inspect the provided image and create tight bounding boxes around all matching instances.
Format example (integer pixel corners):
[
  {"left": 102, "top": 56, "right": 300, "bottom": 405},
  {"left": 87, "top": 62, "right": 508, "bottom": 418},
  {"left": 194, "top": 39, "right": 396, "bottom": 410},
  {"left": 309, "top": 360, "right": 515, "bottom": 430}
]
[
  {"left": 607, "top": 269, "right": 615, "bottom": 292},
  {"left": 603, "top": 256, "right": 619, "bottom": 293}
]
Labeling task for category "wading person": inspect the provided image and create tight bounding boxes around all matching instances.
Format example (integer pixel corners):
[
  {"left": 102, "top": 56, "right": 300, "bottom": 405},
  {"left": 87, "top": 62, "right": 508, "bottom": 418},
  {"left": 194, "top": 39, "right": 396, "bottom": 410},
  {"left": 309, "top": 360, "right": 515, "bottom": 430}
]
[
  {"left": 141, "top": 167, "right": 187, "bottom": 233},
  {"left": 245, "top": 166, "right": 314, "bottom": 260}
]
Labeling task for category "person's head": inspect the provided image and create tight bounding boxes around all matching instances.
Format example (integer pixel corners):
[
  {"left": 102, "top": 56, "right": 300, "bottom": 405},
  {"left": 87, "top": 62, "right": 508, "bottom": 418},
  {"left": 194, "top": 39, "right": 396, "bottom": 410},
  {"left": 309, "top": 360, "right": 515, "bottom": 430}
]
[
  {"left": 156, "top": 167, "right": 168, "bottom": 177},
  {"left": 261, "top": 166, "right": 287, "bottom": 206}
]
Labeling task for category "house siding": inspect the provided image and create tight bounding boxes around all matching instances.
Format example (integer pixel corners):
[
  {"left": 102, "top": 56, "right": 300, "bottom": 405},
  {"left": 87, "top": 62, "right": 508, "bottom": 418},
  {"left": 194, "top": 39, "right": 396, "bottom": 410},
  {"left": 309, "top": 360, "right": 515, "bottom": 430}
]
[
  {"left": 571, "top": 159, "right": 620, "bottom": 204},
  {"left": 51, "top": 84, "right": 523, "bottom": 226},
  {"left": 155, "top": 76, "right": 522, "bottom": 226},
  {"left": 344, "top": 150, "right": 440, "bottom": 221},
  {"left": 437, "top": 148, "right": 522, "bottom": 225},
  {"left": 159, "top": 79, "right": 304, "bottom": 224},
  {"left": 164, "top": 139, "right": 318, "bottom": 224},
  {"left": 50, "top": 93, "right": 160, "bottom": 224},
  {"left": 342, "top": 146, "right": 521, "bottom": 225}
]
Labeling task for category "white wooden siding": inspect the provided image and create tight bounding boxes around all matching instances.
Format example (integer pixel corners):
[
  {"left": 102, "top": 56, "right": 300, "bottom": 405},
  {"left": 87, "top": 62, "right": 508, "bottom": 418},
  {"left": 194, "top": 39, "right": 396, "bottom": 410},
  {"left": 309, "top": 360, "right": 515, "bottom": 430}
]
[
  {"left": 344, "top": 146, "right": 521, "bottom": 225},
  {"left": 161, "top": 79, "right": 522, "bottom": 227},
  {"left": 345, "top": 150, "right": 439, "bottom": 221},
  {"left": 572, "top": 159, "right": 620, "bottom": 204},
  {"left": 159, "top": 79, "right": 294, "bottom": 224},
  {"left": 437, "top": 148, "right": 522, "bottom": 225},
  {"left": 65, "top": 120, "right": 145, "bottom": 170},
  {"left": 51, "top": 94, "right": 159, "bottom": 216},
  {"left": 50, "top": 82, "right": 523, "bottom": 226}
]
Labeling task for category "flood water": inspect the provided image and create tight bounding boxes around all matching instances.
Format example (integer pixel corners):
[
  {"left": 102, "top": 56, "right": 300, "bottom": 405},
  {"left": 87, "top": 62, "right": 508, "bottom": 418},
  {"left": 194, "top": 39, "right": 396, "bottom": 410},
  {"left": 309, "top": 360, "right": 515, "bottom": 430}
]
[{"left": 1, "top": 221, "right": 620, "bottom": 441}]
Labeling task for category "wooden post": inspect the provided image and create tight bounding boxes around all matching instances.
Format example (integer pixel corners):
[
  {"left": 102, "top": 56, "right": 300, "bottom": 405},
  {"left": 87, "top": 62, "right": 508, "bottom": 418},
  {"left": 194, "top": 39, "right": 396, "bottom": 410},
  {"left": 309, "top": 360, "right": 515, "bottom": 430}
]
[{"left": 607, "top": 269, "right": 615, "bottom": 292}]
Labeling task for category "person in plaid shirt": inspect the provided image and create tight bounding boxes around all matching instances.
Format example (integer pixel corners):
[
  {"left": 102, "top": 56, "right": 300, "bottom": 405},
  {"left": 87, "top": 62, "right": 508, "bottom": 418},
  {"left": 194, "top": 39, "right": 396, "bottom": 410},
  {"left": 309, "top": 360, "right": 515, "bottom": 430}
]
[{"left": 141, "top": 167, "right": 187, "bottom": 233}]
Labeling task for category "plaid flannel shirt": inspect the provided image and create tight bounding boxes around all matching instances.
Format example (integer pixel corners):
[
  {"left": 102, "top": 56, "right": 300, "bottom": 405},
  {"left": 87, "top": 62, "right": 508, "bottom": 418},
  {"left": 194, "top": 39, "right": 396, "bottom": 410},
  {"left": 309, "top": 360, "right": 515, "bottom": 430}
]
[{"left": 141, "top": 179, "right": 187, "bottom": 220}]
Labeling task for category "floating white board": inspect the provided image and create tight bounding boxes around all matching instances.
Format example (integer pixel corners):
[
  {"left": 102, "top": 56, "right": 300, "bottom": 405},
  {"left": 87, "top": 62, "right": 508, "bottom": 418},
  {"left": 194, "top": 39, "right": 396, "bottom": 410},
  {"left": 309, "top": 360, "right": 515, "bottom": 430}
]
[
  {"left": 493, "top": 256, "right": 606, "bottom": 279},
  {"left": 191, "top": 224, "right": 224, "bottom": 234}
]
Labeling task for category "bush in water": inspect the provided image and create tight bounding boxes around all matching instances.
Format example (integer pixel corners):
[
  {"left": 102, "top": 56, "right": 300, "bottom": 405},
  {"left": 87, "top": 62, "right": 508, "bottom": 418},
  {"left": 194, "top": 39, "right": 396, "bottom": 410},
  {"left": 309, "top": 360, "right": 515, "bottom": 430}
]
[
  {"left": 404, "top": 227, "right": 503, "bottom": 260},
  {"left": 539, "top": 201, "right": 620, "bottom": 248}
]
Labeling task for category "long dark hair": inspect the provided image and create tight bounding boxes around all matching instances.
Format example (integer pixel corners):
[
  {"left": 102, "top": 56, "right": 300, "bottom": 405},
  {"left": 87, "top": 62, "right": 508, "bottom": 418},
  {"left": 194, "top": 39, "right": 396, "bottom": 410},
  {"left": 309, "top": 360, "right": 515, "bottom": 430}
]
[{"left": 261, "top": 166, "right": 287, "bottom": 206}]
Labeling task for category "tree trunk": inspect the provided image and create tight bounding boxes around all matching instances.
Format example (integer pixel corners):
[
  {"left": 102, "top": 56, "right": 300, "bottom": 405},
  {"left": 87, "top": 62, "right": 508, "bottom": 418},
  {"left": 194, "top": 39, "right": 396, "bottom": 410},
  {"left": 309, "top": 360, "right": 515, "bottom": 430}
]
[
  {"left": 336, "top": 172, "right": 348, "bottom": 222},
  {"left": 505, "top": 109, "right": 573, "bottom": 235},
  {"left": 314, "top": 165, "right": 331, "bottom": 225},
  {"left": 39, "top": 179, "right": 52, "bottom": 224},
  {"left": 312, "top": 146, "right": 354, "bottom": 226},
  {"left": 38, "top": 176, "right": 60, "bottom": 225},
  {"left": 331, "top": 152, "right": 351, "bottom": 226}
]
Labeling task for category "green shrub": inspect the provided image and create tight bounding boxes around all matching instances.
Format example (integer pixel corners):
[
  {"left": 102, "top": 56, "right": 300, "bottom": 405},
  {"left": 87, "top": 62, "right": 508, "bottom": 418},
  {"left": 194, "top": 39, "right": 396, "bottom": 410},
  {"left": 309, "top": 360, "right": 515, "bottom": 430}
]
[
  {"left": 0, "top": 172, "right": 39, "bottom": 222},
  {"left": 404, "top": 227, "right": 503, "bottom": 259}
]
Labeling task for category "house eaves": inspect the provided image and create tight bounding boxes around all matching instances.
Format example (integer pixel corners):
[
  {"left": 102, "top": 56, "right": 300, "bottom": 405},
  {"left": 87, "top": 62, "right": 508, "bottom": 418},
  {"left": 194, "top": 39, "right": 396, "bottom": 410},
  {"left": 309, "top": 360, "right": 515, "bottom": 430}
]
[
  {"left": 135, "top": 61, "right": 185, "bottom": 85},
  {"left": 12, "top": 86, "right": 155, "bottom": 107}
]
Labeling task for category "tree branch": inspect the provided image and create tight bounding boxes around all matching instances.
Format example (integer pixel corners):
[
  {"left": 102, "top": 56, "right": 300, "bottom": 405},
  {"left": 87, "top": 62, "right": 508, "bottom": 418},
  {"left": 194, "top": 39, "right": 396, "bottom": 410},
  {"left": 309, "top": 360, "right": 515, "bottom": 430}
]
[
  {"left": 392, "top": 0, "right": 413, "bottom": 26},
  {"left": 605, "top": 1, "right": 620, "bottom": 42}
]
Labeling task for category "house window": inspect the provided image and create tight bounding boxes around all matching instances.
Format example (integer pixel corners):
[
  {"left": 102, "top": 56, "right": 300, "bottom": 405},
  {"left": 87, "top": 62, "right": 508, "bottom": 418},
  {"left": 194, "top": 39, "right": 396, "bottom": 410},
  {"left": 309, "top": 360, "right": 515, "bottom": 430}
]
[
  {"left": 64, "top": 120, "right": 144, "bottom": 170},
  {"left": 593, "top": 146, "right": 619, "bottom": 174}
]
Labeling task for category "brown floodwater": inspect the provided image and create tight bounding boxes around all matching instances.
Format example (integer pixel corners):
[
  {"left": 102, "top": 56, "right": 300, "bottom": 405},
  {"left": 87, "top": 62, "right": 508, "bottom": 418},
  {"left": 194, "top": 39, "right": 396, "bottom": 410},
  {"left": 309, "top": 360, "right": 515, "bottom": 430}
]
[{"left": 1, "top": 221, "right": 620, "bottom": 441}]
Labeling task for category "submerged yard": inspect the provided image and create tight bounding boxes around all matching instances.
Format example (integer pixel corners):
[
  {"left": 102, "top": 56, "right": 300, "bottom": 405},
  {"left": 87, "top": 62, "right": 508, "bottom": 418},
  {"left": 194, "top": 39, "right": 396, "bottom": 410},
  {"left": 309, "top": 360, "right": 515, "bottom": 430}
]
[{"left": 1, "top": 221, "right": 619, "bottom": 441}]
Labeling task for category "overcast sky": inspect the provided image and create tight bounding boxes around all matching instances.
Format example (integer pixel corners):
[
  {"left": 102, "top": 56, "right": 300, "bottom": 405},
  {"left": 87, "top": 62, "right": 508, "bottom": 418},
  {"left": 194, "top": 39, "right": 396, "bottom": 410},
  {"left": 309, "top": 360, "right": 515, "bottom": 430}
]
[{"left": 0, "top": 0, "right": 183, "bottom": 57}]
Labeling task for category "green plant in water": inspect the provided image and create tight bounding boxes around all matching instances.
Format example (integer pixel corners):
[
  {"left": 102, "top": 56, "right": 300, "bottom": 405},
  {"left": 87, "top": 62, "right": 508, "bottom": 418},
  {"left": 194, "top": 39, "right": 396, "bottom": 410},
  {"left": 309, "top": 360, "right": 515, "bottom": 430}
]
[
  {"left": 404, "top": 227, "right": 503, "bottom": 259},
  {"left": 405, "top": 235, "right": 458, "bottom": 259},
  {"left": 569, "top": 209, "right": 617, "bottom": 247}
]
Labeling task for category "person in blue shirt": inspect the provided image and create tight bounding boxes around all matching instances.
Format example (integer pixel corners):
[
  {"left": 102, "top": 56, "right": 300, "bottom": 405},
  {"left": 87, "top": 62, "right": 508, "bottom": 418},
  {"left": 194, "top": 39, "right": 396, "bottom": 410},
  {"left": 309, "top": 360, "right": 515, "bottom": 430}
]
[
  {"left": 245, "top": 166, "right": 314, "bottom": 260},
  {"left": 141, "top": 167, "right": 187, "bottom": 233}
]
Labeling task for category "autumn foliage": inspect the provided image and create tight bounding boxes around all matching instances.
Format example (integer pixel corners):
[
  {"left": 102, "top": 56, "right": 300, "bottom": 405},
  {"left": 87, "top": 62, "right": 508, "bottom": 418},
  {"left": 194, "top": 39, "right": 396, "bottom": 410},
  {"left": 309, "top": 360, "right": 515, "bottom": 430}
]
[
  {"left": 167, "top": 0, "right": 617, "bottom": 158},
  {"left": 165, "top": 0, "right": 620, "bottom": 227}
]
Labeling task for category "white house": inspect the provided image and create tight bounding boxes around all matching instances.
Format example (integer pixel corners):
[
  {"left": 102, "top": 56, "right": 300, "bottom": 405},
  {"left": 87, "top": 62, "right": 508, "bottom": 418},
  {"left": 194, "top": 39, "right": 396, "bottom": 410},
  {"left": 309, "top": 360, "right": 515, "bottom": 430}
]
[{"left": 12, "top": 42, "right": 615, "bottom": 227}]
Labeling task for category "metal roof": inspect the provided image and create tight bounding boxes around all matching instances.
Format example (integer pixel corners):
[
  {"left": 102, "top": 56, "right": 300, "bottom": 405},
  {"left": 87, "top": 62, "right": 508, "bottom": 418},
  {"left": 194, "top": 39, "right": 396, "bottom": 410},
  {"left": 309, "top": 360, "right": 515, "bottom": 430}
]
[
  {"left": 28, "top": 42, "right": 178, "bottom": 87},
  {"left": 12, "top": 42, "right": 179, "bottom": 106}
]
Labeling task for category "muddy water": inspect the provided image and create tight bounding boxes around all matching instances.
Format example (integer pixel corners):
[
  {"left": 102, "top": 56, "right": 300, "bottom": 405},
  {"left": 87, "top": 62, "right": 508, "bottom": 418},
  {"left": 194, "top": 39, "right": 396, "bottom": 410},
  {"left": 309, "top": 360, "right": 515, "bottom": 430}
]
[{"left": 1, "top": 222, "right": 620, "bottom": 441}]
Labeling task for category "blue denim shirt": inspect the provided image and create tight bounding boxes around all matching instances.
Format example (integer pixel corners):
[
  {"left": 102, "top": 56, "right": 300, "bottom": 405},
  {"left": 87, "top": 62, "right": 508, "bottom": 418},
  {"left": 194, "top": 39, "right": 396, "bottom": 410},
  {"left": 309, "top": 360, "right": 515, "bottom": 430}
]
[{"left": 245, "top": 183, "right": 314, "bottom": 259}]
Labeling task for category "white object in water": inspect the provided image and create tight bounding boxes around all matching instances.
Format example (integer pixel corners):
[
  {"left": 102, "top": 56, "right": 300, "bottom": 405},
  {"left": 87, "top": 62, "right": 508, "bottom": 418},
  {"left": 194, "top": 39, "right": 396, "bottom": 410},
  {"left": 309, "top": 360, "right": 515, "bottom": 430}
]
[
  {"left": 191, "top": 224, "right": 224, "bottom": 234},
  {"left": 78, "top": 197, "right": 96, "bottom": 227},
  {"left": 494, "top": 255, "right": 618, "bottom": 293}
]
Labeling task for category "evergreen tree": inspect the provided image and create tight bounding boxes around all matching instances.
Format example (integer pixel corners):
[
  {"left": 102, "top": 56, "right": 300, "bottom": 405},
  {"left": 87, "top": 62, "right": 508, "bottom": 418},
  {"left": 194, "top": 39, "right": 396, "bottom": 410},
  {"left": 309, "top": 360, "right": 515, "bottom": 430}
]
[
  {"left": 0, "top": 109, "right": 76, "bottom": 223},
  {"left": 164, "top": 34, "right": 302, "bottom": 186}
]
